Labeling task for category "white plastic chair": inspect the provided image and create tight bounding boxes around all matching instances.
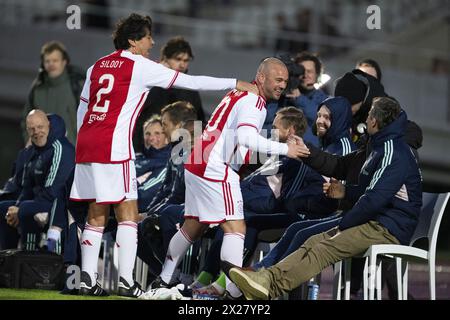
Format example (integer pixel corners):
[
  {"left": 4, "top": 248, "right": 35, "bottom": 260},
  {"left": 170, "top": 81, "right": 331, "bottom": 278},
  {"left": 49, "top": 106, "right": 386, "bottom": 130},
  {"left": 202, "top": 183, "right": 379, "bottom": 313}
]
[{"left": 334, "top": 192, "right": 450, "bottom": 300}]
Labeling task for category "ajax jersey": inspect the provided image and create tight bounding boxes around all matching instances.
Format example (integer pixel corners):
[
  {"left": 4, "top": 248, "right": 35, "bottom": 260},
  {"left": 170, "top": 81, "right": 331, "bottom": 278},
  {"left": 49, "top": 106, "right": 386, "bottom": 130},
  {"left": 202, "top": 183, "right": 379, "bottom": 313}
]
[
  {"left": 76, "top": 50, "right": 178, "bottom": 163},
  {"left": 185, "top": 89, "right": 266, "bottom": 182}
]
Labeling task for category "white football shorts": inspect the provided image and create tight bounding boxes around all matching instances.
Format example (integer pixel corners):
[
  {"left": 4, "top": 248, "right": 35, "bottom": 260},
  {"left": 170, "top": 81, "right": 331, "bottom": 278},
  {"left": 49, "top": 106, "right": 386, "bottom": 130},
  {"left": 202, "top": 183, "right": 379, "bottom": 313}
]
[
  {"left": 184, "top": 169, "right": 244, "bottom": 224},
  {"left": 70, "top": 160, "right": 137, "bottom": 204}
]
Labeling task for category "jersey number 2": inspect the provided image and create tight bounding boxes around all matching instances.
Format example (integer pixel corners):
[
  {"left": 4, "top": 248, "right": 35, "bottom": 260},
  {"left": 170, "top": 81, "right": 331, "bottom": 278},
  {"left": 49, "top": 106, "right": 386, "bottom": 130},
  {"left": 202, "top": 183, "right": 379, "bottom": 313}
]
[{"left": 93, "top": 74, "right": 114, "bottom": 113}]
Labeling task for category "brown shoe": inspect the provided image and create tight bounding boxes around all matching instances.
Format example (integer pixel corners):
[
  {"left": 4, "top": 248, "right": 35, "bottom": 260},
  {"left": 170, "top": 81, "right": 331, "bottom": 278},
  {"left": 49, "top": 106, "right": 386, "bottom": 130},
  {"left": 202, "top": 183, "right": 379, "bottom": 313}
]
[{"left": 229, "top": 267, "right": 270, "bottom": 300}]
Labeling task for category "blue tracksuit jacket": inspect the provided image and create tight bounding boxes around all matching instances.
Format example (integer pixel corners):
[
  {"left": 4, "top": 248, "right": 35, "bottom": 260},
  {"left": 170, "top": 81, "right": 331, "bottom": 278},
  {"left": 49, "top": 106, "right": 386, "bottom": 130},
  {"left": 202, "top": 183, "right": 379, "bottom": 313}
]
[{"left": 339, "top": 111, "right": 422, "bottom": 245}]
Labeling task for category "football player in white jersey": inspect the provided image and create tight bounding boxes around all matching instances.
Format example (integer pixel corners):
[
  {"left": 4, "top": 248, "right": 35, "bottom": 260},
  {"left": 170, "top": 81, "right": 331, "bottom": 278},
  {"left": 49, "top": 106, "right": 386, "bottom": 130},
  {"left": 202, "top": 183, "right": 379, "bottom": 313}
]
[
  {"left": 143, "top": 58, "right": 310, "bottom": 299},
  {"left": 69, "top": 13, "right": 258, "bottom": 297}
]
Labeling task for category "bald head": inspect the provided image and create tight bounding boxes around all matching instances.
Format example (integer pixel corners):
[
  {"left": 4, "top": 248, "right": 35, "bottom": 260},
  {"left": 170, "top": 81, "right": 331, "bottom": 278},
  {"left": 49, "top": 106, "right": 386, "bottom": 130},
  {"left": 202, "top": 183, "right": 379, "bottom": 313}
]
[
  {"left": 257, "top": 58, "right": 288, "bottom": 76},
  {"left": 26, "top": 109, "right": 50, "bottom": 147},
  {"left": 255, "top": 58, "right": 288, "bottom": 100}
]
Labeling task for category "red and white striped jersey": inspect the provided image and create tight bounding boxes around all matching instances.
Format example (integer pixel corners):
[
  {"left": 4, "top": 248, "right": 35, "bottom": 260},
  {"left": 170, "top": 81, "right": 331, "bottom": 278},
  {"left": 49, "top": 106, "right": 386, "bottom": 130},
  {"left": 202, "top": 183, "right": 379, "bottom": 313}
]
[
  {"left": 185, "top": 89, "right": 266, "bottom": 182},
  {"left": 75, "top": 50, "right": 236, "bottom": 164}
]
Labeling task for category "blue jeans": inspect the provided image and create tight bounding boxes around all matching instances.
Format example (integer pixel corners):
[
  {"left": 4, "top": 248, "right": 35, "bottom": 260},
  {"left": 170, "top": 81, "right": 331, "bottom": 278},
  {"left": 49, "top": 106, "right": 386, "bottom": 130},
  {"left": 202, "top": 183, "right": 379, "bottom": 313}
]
[{"left": 255, "top": 214, "right": 342, "bottom": 269}]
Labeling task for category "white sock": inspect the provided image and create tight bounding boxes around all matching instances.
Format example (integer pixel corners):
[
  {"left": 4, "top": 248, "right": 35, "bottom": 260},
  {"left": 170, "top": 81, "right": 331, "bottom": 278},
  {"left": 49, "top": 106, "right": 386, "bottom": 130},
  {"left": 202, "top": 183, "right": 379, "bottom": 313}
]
[
  {"left": 160, "top": 228, "right": 193, "bottom": 285},
  {"left": 116, "top": 221, "right": 138, "bottom": 286},
  {"left": 221, "top": 232, "right": 245, "bottom": 298},
  {"left": 81, "top": 223, "right": 104, "bottom": 284},
  {"left": 47, "top": 228, "right": 61, "bottom": 242}
]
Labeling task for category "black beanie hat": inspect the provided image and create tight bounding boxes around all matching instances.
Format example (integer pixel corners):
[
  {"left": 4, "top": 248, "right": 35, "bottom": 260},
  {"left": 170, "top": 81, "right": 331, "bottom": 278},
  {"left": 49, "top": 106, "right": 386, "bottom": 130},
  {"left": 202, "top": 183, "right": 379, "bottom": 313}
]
[{"left": 334, "top": 73, "right": 367, "bottom": 105}]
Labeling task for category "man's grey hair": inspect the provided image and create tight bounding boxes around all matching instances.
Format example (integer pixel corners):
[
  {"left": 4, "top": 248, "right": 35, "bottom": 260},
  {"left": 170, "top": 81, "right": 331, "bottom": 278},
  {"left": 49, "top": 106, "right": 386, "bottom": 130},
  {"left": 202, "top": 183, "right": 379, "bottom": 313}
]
[{"left": 370, "top": 97, "right": 401, "bottom": 130}]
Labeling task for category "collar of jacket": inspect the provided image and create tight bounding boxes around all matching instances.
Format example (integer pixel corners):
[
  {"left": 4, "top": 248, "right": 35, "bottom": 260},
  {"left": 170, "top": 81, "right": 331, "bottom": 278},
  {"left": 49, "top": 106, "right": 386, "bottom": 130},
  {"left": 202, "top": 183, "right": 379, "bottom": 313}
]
[
  {"left": 369, "top": 110, "right": 407, "bottom": 147},
  {"left": 43, "top": 69, "right": 70, "bottom": 87},
  {"left": 143, "top": 143, "right": 172, "bottom": 158}
]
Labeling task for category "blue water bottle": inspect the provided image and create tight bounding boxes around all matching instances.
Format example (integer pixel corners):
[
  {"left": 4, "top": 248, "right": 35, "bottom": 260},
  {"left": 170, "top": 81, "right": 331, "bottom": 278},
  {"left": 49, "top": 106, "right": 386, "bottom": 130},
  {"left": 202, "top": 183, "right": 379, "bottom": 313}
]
[{"left": 307, "top": 281, "right": 319, "bottom": 300}]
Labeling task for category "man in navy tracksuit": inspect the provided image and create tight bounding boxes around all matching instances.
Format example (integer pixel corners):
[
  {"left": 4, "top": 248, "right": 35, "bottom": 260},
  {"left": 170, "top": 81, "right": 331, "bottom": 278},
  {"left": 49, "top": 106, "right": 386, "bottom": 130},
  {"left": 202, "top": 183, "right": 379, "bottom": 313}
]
[
  {"left": 241, "top": 107, "right": 339, "bottom": 259},
  {"left": 241, "top": 156, "right": 335, "bottom": 219},
  {"left": 314, "top": 97, "right": 355, "bottom": 156},
  {"left": 135, "top": 116, "right": 171, "bottom": 213},
  {"left": 135, "top": 141, "right": 171, "bottom": 213},
  {"left": 283, "top": 96, "right": 356, "bottom": 215},
  {"left": 137, "top": 102, "right": 197, "bottom": 275},
  {"left": 0, "top": 110, "right": 74, "bottom": 251},
  {"left": 228, "top": 97, "right": 423, "bottom": 300},
  {"left": 242, "top": 105, "right": 340, "bottom": 218},
  {"left": 138, "top": 137, "right": 189, "bottom": 268},
  {"left": 253, "top": 96, "right": 356, "bottom": 270}
]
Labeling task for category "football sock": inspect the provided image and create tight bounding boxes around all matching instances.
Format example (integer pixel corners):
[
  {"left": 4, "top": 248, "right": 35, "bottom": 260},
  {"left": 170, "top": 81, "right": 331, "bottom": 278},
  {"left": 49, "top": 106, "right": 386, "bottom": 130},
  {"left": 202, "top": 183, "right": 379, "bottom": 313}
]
[
  {"left": 160, "top": 228, "right": 193, "bottom": 285},
  {"left": 221, "top": 232, "right": 245, "bottom": 298},
  {"left": 81, "top": 223, "right": 104, "bottom": 284},
  {"left": 116, "top": 221, "right": 138, "bottom": 286}
]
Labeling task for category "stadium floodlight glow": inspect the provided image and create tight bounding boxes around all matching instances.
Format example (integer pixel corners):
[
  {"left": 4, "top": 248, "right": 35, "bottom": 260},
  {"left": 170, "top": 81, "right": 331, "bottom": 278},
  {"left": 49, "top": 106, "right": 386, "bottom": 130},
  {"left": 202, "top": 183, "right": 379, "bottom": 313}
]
[{"left": 314, "top": 74, "right": 331, "bottom": 90}]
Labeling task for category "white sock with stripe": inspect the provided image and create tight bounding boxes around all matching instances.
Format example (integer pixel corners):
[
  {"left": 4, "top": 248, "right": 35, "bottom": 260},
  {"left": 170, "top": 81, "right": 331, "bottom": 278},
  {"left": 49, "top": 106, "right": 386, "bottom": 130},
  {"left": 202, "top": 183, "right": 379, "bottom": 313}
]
[
  {"left": 160, "top": 228, "right": 193, "bottom": 285},
  {"left": 221, "top": 232, "right": 245, "bottom": 298},
  {"left": 81, "top": 223, "right": 104, "bottom": 284},
  {"left": 116, "top": 221, "right": 138, "bottom": 286}
]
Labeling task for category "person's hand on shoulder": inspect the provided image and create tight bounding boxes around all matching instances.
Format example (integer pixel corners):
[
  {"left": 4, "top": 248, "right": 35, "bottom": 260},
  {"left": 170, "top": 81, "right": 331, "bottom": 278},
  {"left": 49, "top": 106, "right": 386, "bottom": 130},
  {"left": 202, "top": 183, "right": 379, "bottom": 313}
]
[{"left": 236, "top": 80, "right": 259, "bottom": 95}]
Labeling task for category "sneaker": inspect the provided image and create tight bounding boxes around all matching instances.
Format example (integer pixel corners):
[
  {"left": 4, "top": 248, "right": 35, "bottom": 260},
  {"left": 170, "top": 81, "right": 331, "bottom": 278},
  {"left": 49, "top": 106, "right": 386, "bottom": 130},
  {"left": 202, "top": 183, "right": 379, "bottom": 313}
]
[
  {"left": 147, "top": 276, "right": 179, "bottom": 290},
  {"left": 139, "top": 287, "right": 173, "bottom": 300},
  {"left": 175, "top": 283, "right": 193, "bottom": 298},
  {"left": 60, "top": 286, "right": 78, "bottom": 295},
  {"left": 228, "top": 267, "right": 271, "bottom": 300},
  {"left": 189, "top": 271, "right": 213, "bottom": 291},
  {"left": 79, "top": 271, "right": 109, "bottom": 297},
  {"left": 193, "top": 283, "right": 224, "bottom": 298},
  {"left": 118, "top": 277, "right": 145, "bottom": 298},
  {"left": 221, "top": 261, "right": 256, "bottom": 279},
  {"left": 139, "top": 286, "right": 190, "bottom": 300}
]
